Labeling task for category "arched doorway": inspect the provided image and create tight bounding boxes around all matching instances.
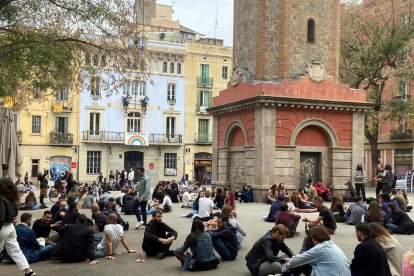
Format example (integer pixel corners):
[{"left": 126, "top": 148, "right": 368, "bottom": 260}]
[{"left": 225, "top": 123, "right": 247, "bottom": 189}]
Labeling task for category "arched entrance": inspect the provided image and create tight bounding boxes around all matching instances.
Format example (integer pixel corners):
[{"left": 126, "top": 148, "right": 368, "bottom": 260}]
[{"left": 225, "top": 122, "right": 247, "bottom": 188}]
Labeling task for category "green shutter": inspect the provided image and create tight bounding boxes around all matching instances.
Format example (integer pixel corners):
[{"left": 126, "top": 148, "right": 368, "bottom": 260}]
[
  {"left": 208, "top": 91, "right": 212, "bottom": 108},
  {"left": 196, "top": 90, "right": 200, "bottom": 112}
]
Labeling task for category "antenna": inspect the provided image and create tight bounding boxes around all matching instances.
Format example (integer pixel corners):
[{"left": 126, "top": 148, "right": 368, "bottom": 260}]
[{"left": 214, "top": 0, "right": 218, "bottom": 39}]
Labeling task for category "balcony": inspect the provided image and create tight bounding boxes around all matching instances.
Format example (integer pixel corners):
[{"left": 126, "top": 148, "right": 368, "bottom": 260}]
[
  {"left": 390, "top": 129, "right": 413, "bottom": 140},
  {"left": 197, "top": 76, "right": 213, "bottom": 87},
  {"left": 82, "top": 131, "right": 182, "bottom": 145},
  {"left": 50, "top": 132, "right": 74, "bottom": 145},
  {"left": 148, "top": 133, "right": 182, "bottom": 144},
  {"left": 195, "top": 133, "right": 212, "bottom": 144},
  {"left": 52, "top": 99, "right": 72, "bottom": 113},
  {"left": 82, "top": 131, "right": 125, "bottom": 143}
]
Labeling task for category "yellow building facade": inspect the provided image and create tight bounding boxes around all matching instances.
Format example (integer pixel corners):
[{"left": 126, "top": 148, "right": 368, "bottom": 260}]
[
  {"left": 14, "top": 85, "right": 80, "bottom": 183},
  {"left": 183, "top": 40, "right": 232, "bottom": 184}
]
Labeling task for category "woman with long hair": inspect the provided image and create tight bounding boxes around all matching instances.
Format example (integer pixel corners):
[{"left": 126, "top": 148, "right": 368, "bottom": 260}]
[
  {"left": 224, "top": 190, "right": 236, "bottom": 212},
  {"left": 354, "top": 164, "right": 367, "bottom": 202},
  {"left": 267, "top": 184, "right": 277, "bottom": 204},
  {"left": 277, "top": 183, "right": 288, "bottom": 196},
  {"left": 403, "top": 245, "right": 414, "bottom": 276},
  {"left": 381, "top": 164, "right": 394, "bottom": 194},
  {"left": 174, "top": 219, "right": 219, "bottom": 271},
  {"left": 370, "top": 223, "right": 403, "bottom": 276},
  {"left": 362, "top": 201, "right": 387, "bottom": 226},
  {"left": 0, "top": 178, "right": 36, "bottom": 276}
]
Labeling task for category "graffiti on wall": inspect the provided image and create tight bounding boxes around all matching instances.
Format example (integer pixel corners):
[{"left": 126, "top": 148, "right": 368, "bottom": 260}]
[
  {"left": 49, "top": 156, "right": 72, "bottom": 182},
  {"left": 300, "top": 158, "right": 315, "bottom": 180}
]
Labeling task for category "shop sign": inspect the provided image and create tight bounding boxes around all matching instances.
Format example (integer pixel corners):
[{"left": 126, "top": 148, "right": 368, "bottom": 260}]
[{"left": 194, "top": 160, "right": 212, "bottom": 166}]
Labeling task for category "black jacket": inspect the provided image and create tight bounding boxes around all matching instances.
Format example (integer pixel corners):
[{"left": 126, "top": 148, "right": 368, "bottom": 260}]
[
  {"left": 350, "top": 237, "right": 391, "bottom": 276},
  {"left": 245, "top": 230, "right": 293, "bottom": 276},
  {"left": 56, "top": 224, "right": 95, "bottom": 262},
  {"left": 142, "top": 220, "right": 178, "bottom": 251},
  {"left": 209, "top": 225, "right": 239, "bottom": 260},
  {"left": 0, "top": 196, "right": 18, "bottom": 230},
  {"left": 391, "top": 209, "right": 414, "bottom": 234}
]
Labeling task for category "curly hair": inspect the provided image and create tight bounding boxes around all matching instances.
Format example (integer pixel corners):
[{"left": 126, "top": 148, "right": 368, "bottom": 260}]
[{"left": 0, "top": 177, "right": 19, "bottom": 204}]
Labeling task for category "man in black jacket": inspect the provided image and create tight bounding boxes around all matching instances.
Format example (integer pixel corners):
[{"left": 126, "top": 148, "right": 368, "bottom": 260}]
[
  {"left": 350, "top": 223, "right": 391, "bottom": 276},
  {"left": 142, "top": 210, "right": 177, "bottom": 259},
  {"left": 245, "top": 224, "right": 293, "bottom": 276},
  {"left": 56, "top": 214, "right": 97, "bottom": 264},
  {"left": 207, "top": 214, "right": 238, "bottom": 261}
]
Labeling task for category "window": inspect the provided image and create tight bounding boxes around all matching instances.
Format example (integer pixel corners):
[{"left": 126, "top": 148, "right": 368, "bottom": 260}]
[
  {"left": 56, "top": 86, "right": 69, "bottom": 101},
  {"left": 89, "top": 112, "right": 100, "bottom": 135},
  {"left": 93, "top": 55, "right": 99, "bottom": 66},
  {"left": 91, "top": 76, "right": 100, "bottom": 97},
  {"left": 222, "top": 66, "right": 228, "bottom": 79},
  {"left": 400, "top": 80, "right": 409, "bottom": 101},
  {"left": 177, "top": 63, "right": 182, "bottom": 74},
  {"left": 127, "top": 112, "right": 141, "bottom": 133},
  {"left": 137, "top": 81, "right": 146, "bottom": 96},
  {"left": 402, "top": 14, "right": 410, "bottom": 27},
  {"left": 167, "top": 83, "right": 176, "bottom": 103},
  {"left": 87, "top": 151, "right": 101, "bottom": 174},
  {"left": 163, "top": 62, "right": 168, "bottom": 73},
  {"left": 101, "top": 55, "right": 107, "bottom": 67},
  {"left": 124, "top": 80, "right": 146, "bottom": 96},
  {"left": 166, "top": 117, "right": 175, "bottom": 138},
  {"left": 170, "top": 62, "right": 174, "bottom": 73},
  {"left": 307, "top": 18, "right": 315, "bottom": 43},
  {"left": 198, "top": 90, "right": 212, "bottom": 112},
  {"left": 200, "top": 64, "right": 210, "bottom": 83},
  {"left": 198, "top": 119, "right": 209, "bottom": 142},
  {"left": 55, "top": 117, "right": 69, "bottom": 133},
  {"left": 164, "top": 153, "right": 177, "bottom": 176},
  {"left": 32, "top": 116, "right": 41, "bottom": 133},
  {"left": 31, "top": 159, "right": 39, "bottom": 177}
]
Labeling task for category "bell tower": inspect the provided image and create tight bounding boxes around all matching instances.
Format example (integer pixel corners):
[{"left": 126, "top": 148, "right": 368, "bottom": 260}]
[{"left": 233, "top": 0, "right": 341, "bottom": 82}]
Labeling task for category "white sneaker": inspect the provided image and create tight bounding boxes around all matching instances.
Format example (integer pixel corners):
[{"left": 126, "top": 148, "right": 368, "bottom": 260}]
[
  {"left": 180, "top": 214, "right": 187, "bottom": 217},
  {"left": 137, "top": 224, "right": 145, "bottom": 229},
  {"left": 135, "top": 221, "right": 144, "bottom": 230}
]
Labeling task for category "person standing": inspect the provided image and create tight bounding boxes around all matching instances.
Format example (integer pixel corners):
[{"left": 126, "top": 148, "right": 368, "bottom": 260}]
[
  {"left": 0, "top": 178, "right": 36, "bottom": 276},
  {"left": 128, "top": 168, "right": 135, "bottom": 187},
  {"left": 134, "top": 167, "right": 151, "bottom": 229},
  {"left": 245, "top": 224, "right": 293, "bottom": 276},
  {"left": 381, "top": 164, "right": 394, "bottom": 195},
  {"left": 354, "top": 164, "right": 367, "bottom": 202},
  {"left": 375, "top": 163, "right": 385, "bottom": 196},
  {"left": 350, "top": 223, "right": 392, "bottom": 276}
]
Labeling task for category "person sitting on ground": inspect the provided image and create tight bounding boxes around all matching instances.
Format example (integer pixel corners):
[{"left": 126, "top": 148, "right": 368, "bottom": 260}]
[
  {"left": 174, "top": 219, "right": 219, "bottom": 271},
  {"left": 275, "top": 203, "right": 301, "bottom": 238},
  {"left": 283, "top": 225, "right": 350, "bottom": 276},
  {"left": 391, "top": 188, "right": 407, "bottom": 213},
  {"left": 3, "top": 213, "right": 54, "bottom": 264},
  {"left": 370, "top": 223, "right": 403, "bottom": 276},
  {"left": 362, "top": 201, "right": 387, "bottom": 226},
  {"left": 195, "top": 190, "right": 214, "bottom": 221},
  {"left": 50, "top": 196, "right": 66, "bottom": 218},
  {"left": 214, "top": 188, "right": 225, "bottom": 210},
  {"left": 181, "top": 187, "right": 192, "bottom": 208},
  {"left": 302, "top": 196, "right": 337, "bottom": 234},
  {"left": 350, "top": 223, "right": 392, "bottom": 276},
  {"left": 267, "top": 184, "right": 277, "bottom": 204},
  {"left": 160, "top": 192, "right": 173, "bottom": 213},
  {"left": 207, "top": 214, "right": 238, "bottom": 261},
  {"left": 330, "top": 195, "right": 347, "bottom": 223},
  {"left": 379, "top": 193, "right": 399, "bottom": 221},
  {"left": 142, "top": 210, "right": 178, "bottom": 259},
  {"left": 80, "top": 189, "right": 95, "bottom": 209},
  {"left": 165, "top": 183, "right": 180, "bottom": 203},
  {"left": 224, "top": 190, "right": 237, "bottom": 214},
  {"left": 91, "top": 203, "right": 107, "bottom": 241},
  {"left": 345, "top": 197, "right": 367, "bottom": 225},
  {"left": 264, "top": 195, "right": 284, "bottom": 222},
  {"left": 60, "top": 200, "right": 80, "bottom": 228},
  {"left": 277, "top": 183, "right": 288, "bottom": 196},
  {"left": 220, "top": 205, "right": 246, "bottom": 248},
  {"left": 403, "top": 245, "right": 414, "bottom": 276},
  {"left": 32, "top": 211, "right": 61, "bottom": 246},
  {"left": 121, "top": 189, "right": 135, "bottom": 215},
  {"left": 94, "top": 213, "right": 136, "bottom": 260},
  {"left": 181, "top": 190, "right": 202, "bottom": 218},
  {"left": 292, "top": 191, "right": 315, "bottom": 211},
  {"left": 236, "top": 184, "right": 252, "bottom": 203},
  {"left": 314, "top": 180, "right": 329, "bottom": 201},
  {"left": 51, "top": 200, "right": 67, "bottom": 228},
  {"left": 386, "top": 202, "right": 414, "bottom": 235},
  {"left": 245, "top": 224, "right": 293, "bottom": 276},
  {"left": 400, "top": 190, "right": 412, "bottom": 212},
  {"left": 20, "top": 192, "right": 41, "bottom": 210}
]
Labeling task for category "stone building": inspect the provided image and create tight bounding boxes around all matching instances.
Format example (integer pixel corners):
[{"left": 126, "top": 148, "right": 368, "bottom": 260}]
[{"left": 209, "top": 0, "right": 372, "bottom": 201}]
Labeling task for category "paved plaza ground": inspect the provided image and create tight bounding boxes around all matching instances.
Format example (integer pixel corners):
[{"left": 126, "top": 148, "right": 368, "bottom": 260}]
[{"left": 2, "top": 189, "right": 414, "bottom": 275}]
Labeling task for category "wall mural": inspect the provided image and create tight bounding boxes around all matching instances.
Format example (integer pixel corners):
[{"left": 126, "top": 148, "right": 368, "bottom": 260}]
[{"left": 49, "top": 156, "right": 72, "bottom": 182}]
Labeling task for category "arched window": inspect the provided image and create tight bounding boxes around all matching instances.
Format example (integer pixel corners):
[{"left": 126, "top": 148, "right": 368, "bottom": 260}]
[
  {"left": 177, "top": 63, "right": 182, "bottom": 74},
  {"left": 170, "top": 62, "right": 174, "bottom": 73},
  {"left": 163, "top": 62, "right": 168, "bottom": 73},
  {"left": 307, "top": 18, "right": 315, "bottom": 43}
]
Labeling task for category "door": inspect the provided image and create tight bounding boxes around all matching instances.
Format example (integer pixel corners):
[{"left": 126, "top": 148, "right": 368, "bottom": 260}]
[
  {"left": 124, "top": 151, "right": 143, "bottom": 181},
  {"left": 299, "top": 152, "right": 320, "bottom": 189},
  {"left": 166, "top": 117, "right": 175, "bottom": 140},
  {"left": 89, "top": 112, "right": 100, "bottom": 139},
  {"left": 200, "top": 64, "right": 210, "bottom": 85},
  {"left": 198, "top": 119, "right": 209, "bottom": 142}
]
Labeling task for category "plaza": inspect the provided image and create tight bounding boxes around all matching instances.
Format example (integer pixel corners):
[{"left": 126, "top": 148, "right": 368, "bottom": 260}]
[{"left": 2, "top": 189, "right": 414, "bottom": 275}]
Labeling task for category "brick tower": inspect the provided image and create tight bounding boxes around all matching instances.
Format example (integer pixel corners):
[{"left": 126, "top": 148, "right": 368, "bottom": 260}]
[{"left": 233, "top": 0, "right": 341, "bottom": 82}]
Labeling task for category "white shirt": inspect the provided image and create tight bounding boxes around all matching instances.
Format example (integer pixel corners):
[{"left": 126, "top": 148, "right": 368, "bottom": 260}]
[
  {"left": 128, "top": 171, "right": 134, "bottom": 181},
  {"left": 162, "top": 195, "right": 172, "bottom": 207},
  {"left": 197, "top": 197, "right": 214, "bottom": 218},
  {"left": 97, "top": 224, "right": 123, "bottom": 254},
  {"left": 181, "top": 192, "right": 191, "bottom": 205}
]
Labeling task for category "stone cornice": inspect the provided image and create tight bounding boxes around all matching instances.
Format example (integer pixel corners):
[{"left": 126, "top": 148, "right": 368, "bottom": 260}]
[{"left": 207, "top": 95, "right": 373, "bottom": 115}]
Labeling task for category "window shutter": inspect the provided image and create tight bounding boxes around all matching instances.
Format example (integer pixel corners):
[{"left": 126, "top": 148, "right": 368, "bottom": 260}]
[
  {"left": 208, "top": 92, "right": 212, "bottom": 108},
  {"left": 197, "top": 91, "right": 201, "bottom": 112}
]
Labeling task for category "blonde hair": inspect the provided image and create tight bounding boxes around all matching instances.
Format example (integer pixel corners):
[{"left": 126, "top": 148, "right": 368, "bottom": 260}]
[{"left": 404, "top": 245, "right": 414, "bottom": 267}]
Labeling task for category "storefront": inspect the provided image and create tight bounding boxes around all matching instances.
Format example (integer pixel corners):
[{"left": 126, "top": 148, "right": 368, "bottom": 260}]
[
  {"left": 194, "top": 159, "right": 212, "bottom": 185},
  {"left": 394, "top": 149, "right": 413, "bottom": 178}
]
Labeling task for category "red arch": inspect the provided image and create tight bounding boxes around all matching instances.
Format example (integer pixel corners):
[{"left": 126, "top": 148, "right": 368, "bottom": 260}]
[
  {"left": 228, "top": 126, "right": 245, "bottom": 147},
  {"left": 295, "top": 125, "right": 329, "bottom": 147}
]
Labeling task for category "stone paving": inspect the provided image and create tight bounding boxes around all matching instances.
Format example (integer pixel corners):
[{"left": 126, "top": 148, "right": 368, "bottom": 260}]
[{"left": 2, "top": 189, "right": 414, "bottom": 275}]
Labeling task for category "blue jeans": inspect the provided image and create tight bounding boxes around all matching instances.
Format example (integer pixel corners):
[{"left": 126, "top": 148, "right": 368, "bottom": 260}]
[
  {"left": 386, "top": 223, "right": 401, "bottom": 234},
  {"left": 211, "top": 238, "right": 235, "bottom": 260},
  {"left": 133, "top": 200, "right": 148, "bottom": 224},
  {"left": 38, "top": 245, "right": 53, "bottom": 259}
]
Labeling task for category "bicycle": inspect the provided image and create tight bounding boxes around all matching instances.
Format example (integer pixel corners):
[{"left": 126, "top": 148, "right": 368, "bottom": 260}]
[{"left": 48, "top": 181, "right": 67, "bottom": 203}]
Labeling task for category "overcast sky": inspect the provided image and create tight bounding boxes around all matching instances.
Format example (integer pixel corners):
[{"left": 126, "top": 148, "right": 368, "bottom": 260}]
[{"left": 157, "top": 0, "right": 234, "bottom": 46}]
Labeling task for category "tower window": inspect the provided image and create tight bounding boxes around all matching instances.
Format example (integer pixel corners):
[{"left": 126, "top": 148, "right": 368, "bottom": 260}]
[{"left": 307, "top": 19, "right": 315, "bottom": 43}]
